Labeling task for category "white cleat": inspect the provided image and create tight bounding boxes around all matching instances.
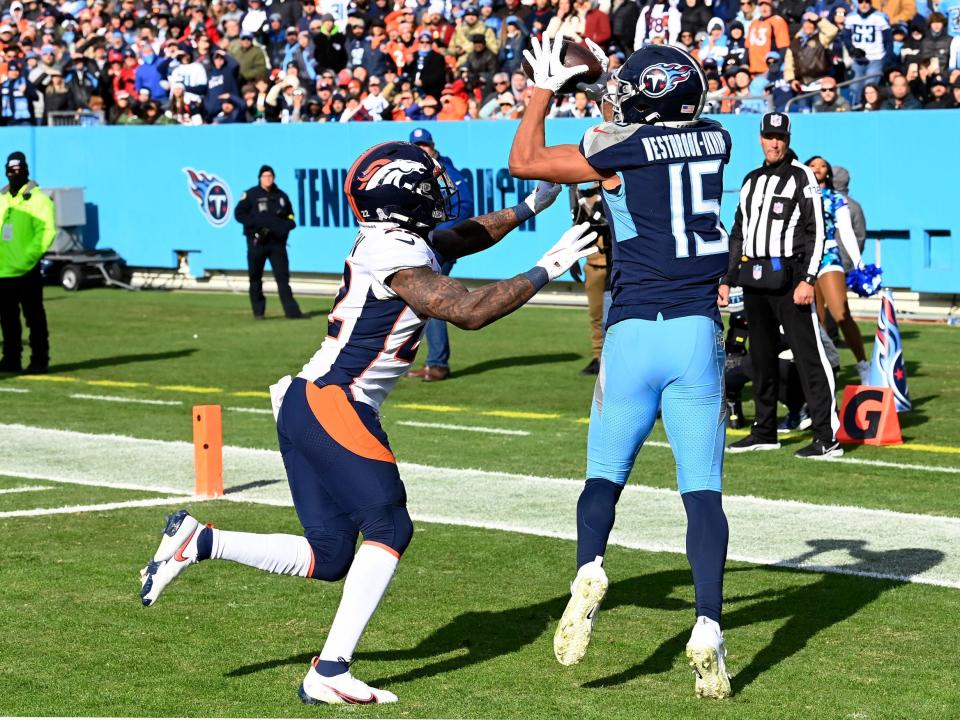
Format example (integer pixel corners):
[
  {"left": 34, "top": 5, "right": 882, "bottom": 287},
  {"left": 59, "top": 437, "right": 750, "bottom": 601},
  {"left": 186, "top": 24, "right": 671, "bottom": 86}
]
[
  {"left": 685, "top": 616, "right": 732, "bottom": 699},
  {"left": 299, "top": 659, "right": 398, "bottom": 705},
  {"left": 139, "top": 509, "right": 203, "bottom": 607},
  {"left": 554, "top": 557, "right": 608, "bottom": 666}
]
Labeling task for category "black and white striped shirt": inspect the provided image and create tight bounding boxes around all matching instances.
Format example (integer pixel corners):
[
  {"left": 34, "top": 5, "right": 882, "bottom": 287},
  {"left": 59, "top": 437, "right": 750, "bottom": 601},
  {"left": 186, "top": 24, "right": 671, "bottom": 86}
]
[{"left": 723, "top": 150, "right": 826, "bottom": 284}]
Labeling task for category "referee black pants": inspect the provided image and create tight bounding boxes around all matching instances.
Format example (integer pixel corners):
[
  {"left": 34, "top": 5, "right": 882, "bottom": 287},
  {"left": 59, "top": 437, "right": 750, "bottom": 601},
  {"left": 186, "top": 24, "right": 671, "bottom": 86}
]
[
  {"left": 246, "top": 239, "right": 302, "bottom": 318},
  {"left": 743, "top": 285, "right": 838, "bottom": 443}
]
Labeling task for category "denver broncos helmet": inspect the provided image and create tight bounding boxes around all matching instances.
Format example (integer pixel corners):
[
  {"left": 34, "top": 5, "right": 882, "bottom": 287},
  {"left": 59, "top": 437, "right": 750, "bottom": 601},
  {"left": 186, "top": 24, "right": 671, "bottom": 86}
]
[
  {"left": 604, "top": 45, "right": 707, "bottom": 126},
  {"left": 344, "top": 141, "right": 458, "bottom": 232}
]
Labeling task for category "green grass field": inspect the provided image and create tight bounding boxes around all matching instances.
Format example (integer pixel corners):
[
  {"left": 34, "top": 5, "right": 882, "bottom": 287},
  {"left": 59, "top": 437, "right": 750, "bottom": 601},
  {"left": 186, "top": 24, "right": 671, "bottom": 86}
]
[{"left": 1, "top": 287, "right": 958, "bottom": 718}]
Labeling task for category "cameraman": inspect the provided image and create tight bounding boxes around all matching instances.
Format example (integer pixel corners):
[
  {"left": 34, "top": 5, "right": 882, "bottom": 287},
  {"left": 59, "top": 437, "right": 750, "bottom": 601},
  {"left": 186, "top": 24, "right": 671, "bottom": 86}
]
[{"left": 234, "top": 165, "right": 304, "bottom": 320}]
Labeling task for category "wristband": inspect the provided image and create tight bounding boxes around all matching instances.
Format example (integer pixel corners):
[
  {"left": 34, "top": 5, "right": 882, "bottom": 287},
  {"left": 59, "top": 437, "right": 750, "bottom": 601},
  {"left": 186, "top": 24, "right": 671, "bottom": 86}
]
[
  {"left": 523, "top": 266, "right": 549, "bottom": 291},
  {"left": 512, "top": 199, "right": 535, "bottom": 223}
]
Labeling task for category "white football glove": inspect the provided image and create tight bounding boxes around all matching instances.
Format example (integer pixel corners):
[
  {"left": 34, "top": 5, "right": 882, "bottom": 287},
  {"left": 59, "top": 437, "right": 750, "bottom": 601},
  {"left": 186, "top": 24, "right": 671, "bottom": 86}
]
[
  {"left": 583, "top": 37, "right": 609, "bottom": 72},
  {"left": 536, "top": 222, "right": 599, "bottom": 281},
  {"left": 522, "top": 29, "right": 589, "bottom": 94},
  {"left": 522, "top": 180, "right": 562, "bottom": 215}
]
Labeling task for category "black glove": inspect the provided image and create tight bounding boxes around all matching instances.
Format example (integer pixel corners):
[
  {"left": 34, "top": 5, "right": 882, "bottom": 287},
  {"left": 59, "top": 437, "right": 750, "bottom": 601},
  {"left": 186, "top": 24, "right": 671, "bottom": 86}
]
[
  {"left": 850, "top": 47, "right": 867, "bottom": 60},
  {"left": 253, "top": 228, "right": 273, "bottom": 245}
]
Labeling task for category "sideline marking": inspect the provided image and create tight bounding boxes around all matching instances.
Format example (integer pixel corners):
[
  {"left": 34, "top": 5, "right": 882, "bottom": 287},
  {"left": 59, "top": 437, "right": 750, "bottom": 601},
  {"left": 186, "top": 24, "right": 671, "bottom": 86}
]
[
  {"left": 0, "top": 387, "right": 29, "bottom": 393},
  {"left": 0, "top": 495, "right": 199, "bottom": 519},
  {"left": 87, "top": 379, "right": 148, "bottom": 388},
  {"left": 0, "top": 485, "right": 52, "bottom": 495},
  {"left": 155, "top": 384, "right": 223, "bottom": 394},
  {"left": 481, "top": 410, "right": 561, "bottom": 420},
  {"left": 227, "top": 406, "right": 273, "bottom": 415},
  {"left": 19, "top": 375, "right": 78, "bottom": 383},
  {"left": 4, "top": 423, "right": 960, "bottom": 589},
  {"left": 397, "top": 420, "right": 531, "bottom": 437},
  {"left": 70, "top": 393, "right": 183, "bottom": 407},
  {"left": 232, "top": 391, "right": 270, "bottom": 399},
  {"left": 395, "top": 403, "right": 465, "bottom": 413}
]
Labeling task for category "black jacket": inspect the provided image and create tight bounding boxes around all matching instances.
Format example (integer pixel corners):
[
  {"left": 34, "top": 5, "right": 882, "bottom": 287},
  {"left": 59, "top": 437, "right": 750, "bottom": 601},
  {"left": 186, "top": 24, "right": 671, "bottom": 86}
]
[{"left": 234, "top": 184, "right": 297, "bottom": 242}]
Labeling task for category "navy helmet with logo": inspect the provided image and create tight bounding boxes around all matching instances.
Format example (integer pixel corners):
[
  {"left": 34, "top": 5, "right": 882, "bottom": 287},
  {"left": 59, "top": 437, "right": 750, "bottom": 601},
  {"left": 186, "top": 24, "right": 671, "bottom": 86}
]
[
  {"left": 344, "top": 141, "right": 458, "bottom": 232},
  {"left": 604, "top": 44, "right": 707, "bottom": 126}
]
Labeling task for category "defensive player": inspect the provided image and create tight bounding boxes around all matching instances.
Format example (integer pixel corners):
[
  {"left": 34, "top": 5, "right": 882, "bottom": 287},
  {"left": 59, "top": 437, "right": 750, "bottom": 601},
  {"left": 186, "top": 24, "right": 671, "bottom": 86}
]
[
  {"left": 510, "top": 33, "right": 733, "bottom": 698},
  {"left": 138, "top": 141, "right": 597, "bottom": 705}
]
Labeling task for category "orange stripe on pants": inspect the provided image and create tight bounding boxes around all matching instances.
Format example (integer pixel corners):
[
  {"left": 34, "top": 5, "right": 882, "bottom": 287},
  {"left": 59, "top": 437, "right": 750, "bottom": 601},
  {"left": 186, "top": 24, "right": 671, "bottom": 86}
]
[{"left": 305, "top": 383, "right": 396, "bottom": 464}]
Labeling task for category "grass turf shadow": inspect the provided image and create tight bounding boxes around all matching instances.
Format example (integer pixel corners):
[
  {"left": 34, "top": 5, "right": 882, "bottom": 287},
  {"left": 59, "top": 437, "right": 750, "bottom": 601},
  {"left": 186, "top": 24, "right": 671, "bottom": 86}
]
[
  {"left": 45, "top": 349, "right": 198, "bottom": 374},
  {"left": 450, "top": 353, "right": 583, "bottom": 380},
  {"left": 224, "top": 540, "right": 942, "bottom": 693}
]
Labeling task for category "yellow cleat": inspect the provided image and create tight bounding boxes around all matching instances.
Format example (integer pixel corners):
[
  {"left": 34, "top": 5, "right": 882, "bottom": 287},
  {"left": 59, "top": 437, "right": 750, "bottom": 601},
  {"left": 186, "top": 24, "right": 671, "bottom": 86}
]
[
  {"left": 553, "top": 558, "right": 608, "bottom": 666},
  {"left": 685, "top": 616, "right": 732, "bottom": 699}
]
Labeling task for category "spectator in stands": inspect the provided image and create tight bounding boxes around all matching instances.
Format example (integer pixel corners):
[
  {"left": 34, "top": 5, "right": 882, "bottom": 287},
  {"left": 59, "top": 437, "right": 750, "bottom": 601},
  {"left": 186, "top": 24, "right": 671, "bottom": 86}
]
[
  {"left": 725, "top": 20, "right": 749, "bottom": 66},
  {"left": 65, "top": 54, "right": 100, "bottom": 109},
  {"left": 545, "top": 0, "right": 580, "bottom": 40},
  {"left": 608, "top": 0, "right": 638, "bottom": 53},
  {"left": 204, "top": 48, "right": 240, "bottom": 118},
  {"left": 231, "top": 31, "right": 268, "bottom": 82},
  {"left": 881, "top": 74, "right": 921, "bottom": 108},
  {"left": 169, "top": 46, "right": 208, "bottom": 105},
  {"left": 110, "top": 90, "right": 138, "bottom": 123},
  {"left": 880, "top": 0, "right": 917, "bottom": 26},
  {"left": 734, "top": 0, "right": 758, "bottom": 37},
  {"left": 549, "top": 88, "right": 600, "bottom": 117},
  {"left": 699, "top": 18, "right": 730, "bottom": 64},
  {"left": 498, "top": 0, "right": 532, "bottom": 28},
  {"left": 681, "top": 0, "right": 712, "bottom": 37},
  {"left": 411, "top": 30, "right": 445, "bottom": 99},
  {"left": 813, "top": 75, "right": 851, "bottom": 110},
  {"left": 166, "top": 82, "right": 203, "bottom": 124},
  {"left": 465, "top": 33, "right": 498, "bottom": 92},
  {"left": 213, "top": 91, "right": 246, "bottom": 122},
  {"left": 922, "top": 13, "right": 953, "bottom": 71},
  {"left": 846, "top": 0, "right": 891, "bottom": 101},
  {"left": 490, "top": 89, "right": 517, "bottom": 118},
  {"left": 450, "top": 5, "right": 497, "bottom": 65},
  {"left": 746, "top": 0, "right": 790, "bottom": 74},
  {"left": 635, "top": 0, "right": 681, "bottom": 48},
  {"left": 134, "top": 39, "right": 170, "bottom": 103},
  {"left": 785, "top": 11, "right": 837, "bottom": 97},
  {"left": 0, "top": 62, "right": 39, "bottom": 125},
  {"left": 499, "top": 16, "right": 527, "bottom": 74},
  {"left": 43, "top": 68, "right": 74, "bottom": 123},
  {"left": 951, "top": 80, "right": 960, "bottom": 107},
  {"left": 313, "top": 15, "right": 347, "bottom": 72},
  {"left": 924, "top": 74, "right": 953, "bottom": 106},
  {"left": 578, "top": 0, "right": 611, "bottom": 46},
  {"left": 297, "top": 0, "right": 321, "bottom": 31},
  {"left": 31, "top": 45, "right": 57, "bottom": 90}
]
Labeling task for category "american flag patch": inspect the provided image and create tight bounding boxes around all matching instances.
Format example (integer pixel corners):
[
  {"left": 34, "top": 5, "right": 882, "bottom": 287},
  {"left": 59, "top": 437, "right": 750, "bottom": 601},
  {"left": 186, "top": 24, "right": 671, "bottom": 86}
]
[{"left": 681, "top": 104, "right": 695, "bottom": 113}]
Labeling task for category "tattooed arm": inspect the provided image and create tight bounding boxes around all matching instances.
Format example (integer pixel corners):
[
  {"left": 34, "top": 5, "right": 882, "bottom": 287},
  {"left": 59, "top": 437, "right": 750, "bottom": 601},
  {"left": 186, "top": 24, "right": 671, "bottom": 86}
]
[
  {"left": 388, "top": 267, "right": 539, "bottom": 331},
  {"left": 429, "top": 181, "right": 562, "bottom": 261},
  {"left": 388, "top": 223, "right": 599, "bottom": 331}
]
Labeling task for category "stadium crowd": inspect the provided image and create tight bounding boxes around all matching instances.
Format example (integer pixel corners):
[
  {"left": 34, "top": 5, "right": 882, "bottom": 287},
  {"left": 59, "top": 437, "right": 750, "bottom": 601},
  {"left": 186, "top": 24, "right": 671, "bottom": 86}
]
[{"left": 0, "top": 0, "right": 957, "bottom": 125}]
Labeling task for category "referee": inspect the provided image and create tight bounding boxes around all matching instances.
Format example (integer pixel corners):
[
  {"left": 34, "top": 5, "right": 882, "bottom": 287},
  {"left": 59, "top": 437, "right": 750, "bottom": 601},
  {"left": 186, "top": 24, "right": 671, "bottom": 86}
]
[{"left": 718, "top": 112, "right": 841, "bottom": 459}]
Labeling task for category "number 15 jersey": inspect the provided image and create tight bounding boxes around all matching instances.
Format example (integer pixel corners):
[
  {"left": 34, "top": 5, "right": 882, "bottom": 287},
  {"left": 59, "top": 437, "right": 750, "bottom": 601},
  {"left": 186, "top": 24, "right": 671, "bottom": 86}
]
[{"left": 580, "top": 119, "right": 732, "bottom": 326}]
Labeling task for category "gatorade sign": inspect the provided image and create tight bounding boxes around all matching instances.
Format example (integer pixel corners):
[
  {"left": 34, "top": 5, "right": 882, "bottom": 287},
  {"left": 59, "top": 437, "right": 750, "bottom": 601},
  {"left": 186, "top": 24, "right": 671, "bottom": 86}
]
[{"left": 836, "top": 386, "right": 903, "bottom": 446}]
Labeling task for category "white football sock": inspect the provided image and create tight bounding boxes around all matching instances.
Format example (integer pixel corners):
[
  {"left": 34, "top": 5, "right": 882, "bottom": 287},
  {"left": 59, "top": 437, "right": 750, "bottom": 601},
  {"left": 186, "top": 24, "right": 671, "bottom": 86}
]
[
  {"left": 319, "top": 542, "right": 399, "bottom": 663},
  {"left": 210, "top": 528, "right": 313, "bottom": 577}
]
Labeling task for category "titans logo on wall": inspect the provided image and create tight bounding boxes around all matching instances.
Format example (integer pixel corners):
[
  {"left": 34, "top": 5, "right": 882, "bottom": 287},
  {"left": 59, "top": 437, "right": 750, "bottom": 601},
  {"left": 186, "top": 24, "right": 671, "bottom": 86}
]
[
  {"left": 183, "top": 168, "right": 232, "bottom": 228},
  {"left": 639, "top": 63, "right": 693, "bottom": 98}
]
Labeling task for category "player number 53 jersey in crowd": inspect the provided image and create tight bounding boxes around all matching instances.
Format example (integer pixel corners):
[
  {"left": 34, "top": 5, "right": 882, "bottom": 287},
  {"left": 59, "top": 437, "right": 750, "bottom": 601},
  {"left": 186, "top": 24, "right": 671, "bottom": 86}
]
[
  {"left": 298, "top": 222, "right": 440, "bottom": 410},
  {"left": 580, "top": 118, "right": 733, "bottom": 326}
]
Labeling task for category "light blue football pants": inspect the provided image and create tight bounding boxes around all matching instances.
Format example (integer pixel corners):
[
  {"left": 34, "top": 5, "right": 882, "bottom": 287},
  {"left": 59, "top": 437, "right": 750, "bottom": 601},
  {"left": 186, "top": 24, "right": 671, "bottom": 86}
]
[{"left": 586, "top": 314, "right": 726, "bottom": 494}]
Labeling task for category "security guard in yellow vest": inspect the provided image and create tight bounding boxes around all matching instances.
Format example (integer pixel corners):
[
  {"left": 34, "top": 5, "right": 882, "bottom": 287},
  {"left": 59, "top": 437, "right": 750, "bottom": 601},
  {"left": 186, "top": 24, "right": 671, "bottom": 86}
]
[{"left": 0, "top": 152, "right": 56, "bottom": 374}]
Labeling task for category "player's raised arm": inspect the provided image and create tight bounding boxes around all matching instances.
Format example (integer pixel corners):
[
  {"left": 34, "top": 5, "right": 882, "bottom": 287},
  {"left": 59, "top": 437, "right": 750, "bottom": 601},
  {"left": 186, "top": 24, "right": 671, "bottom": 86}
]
[
  {"left": 430, "top": 181, "right": 562, "bottom": 261},
  {"left": 389, "top": 223, "right": 598, "bottom": 330},
  {"left": 508, "top": 32, "right": 608, "bottom": 184}
]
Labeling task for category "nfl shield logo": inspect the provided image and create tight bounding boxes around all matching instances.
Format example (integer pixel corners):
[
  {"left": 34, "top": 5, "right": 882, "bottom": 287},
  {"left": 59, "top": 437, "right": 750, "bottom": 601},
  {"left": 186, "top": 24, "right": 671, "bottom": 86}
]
[
  {"left": 752, "top": 264, "right": 763, "bottom": 281},
  {"left": 773, "top": 201, "right": 784, "bottom": 214},
  {"left": 771, "top": 114, "right": 783, "bottom": 127}
]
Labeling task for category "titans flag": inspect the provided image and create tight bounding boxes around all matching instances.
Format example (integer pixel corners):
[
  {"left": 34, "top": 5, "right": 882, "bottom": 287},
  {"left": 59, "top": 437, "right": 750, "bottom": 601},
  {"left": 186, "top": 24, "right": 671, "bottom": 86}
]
[{"left": 868, "top": 289, "right": 911, "bottom": 412}]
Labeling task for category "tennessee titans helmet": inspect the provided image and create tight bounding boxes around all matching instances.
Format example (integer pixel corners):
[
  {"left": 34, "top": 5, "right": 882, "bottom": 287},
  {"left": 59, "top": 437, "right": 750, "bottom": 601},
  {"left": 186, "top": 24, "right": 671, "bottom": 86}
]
[
  {"left": 344, "top": 141, "right": 458, "bottom": 232},
  {"left": 604, "top": 45, "right": 707, "bottom": 126}
]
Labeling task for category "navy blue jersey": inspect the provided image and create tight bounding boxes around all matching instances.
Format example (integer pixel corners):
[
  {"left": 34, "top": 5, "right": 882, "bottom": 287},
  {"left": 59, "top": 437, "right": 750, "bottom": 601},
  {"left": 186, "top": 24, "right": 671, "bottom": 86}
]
[{"left": 579, "top": 119, "right": 732, "bottom": 326}]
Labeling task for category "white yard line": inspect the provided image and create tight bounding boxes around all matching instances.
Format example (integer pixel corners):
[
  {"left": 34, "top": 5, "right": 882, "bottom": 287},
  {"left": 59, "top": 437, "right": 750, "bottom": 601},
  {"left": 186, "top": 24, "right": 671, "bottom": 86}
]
[
  {"left": 0, "top": 495, "right": 199, "bottom": 518},
  {"left": 69, "top": 393, "right": 183, "bottom": 407},
  {"left": 0, "top": 485, "right": 51, "bottom": 495},
  {"left": 397, "top": 420, "right": 531, "bottom": 436},
  {"left": 0, "top": 386, "right": 29, "bottom": 393},
  {"left": 2, "top": 422, "right": 959, "bottom": 589},
  {"left": 226, "top": 406, "right": 273, "bottom": 415}
]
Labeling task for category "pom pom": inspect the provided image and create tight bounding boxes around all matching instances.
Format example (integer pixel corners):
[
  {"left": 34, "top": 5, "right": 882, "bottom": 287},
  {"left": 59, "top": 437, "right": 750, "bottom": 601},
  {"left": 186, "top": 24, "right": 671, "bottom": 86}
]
[{"left": 846, "top": 263, "right": 883, "bottom": 298}]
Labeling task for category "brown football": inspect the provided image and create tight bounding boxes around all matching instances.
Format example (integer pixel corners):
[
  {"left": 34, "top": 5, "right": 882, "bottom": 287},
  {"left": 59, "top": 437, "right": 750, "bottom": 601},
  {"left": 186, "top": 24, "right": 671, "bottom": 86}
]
[{"left": 521, "top": 37, "right": 604, "bottom": 95}]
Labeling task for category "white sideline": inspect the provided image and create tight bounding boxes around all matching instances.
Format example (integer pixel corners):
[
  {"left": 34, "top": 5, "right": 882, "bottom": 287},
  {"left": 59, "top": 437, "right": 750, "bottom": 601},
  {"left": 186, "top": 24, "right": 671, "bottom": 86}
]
[
  {"left": 2, "top": 422, "right": 960, "bottom": 589},
  {"left": 69, "top": 393, "right": 184, "bottom": 406},
  {"left": 0, "top": 495, "right": 199, "bottom": 518},
  {"left": 0, "top": 485, "right": 52, "bottom": 495},
  {"left": 397, "top": 421, "right": 531, "bottom": 436}
]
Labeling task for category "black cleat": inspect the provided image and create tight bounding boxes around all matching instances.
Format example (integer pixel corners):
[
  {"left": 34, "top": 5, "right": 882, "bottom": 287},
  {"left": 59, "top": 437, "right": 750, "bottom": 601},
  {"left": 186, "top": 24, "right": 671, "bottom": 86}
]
[
  {"left": 794, "top": 438, "right": 844, "bottom": 459},
  {"left": 727, "top": 434, "right": 781, "bottom": 453}
]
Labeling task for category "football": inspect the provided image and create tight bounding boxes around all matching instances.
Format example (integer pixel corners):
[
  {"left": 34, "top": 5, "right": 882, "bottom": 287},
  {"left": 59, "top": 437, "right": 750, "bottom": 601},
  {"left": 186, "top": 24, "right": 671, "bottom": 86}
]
[{"left": 521, "top": 37, "right": 604, "bottom": 95}]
